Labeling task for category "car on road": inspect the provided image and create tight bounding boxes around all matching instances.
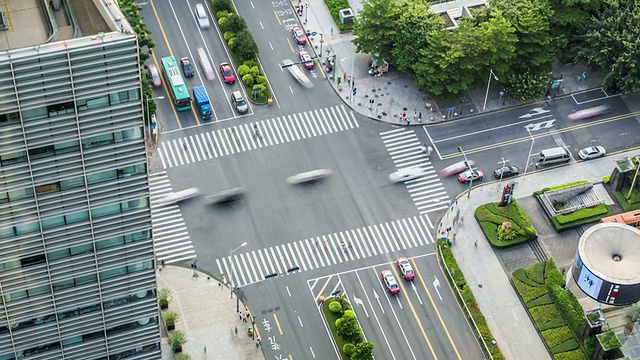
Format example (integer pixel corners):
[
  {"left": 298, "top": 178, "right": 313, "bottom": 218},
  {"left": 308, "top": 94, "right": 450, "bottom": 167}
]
[
  {"left": 567, "top": 105, "right": 610, "bottom": 121},
  {"left": 458, "top": 169, "right": 485, "bottom": 183},
  {"left": 578, "top": 146, "right": 606, "bottom": 160},
  {"left": 291, "top": 25, "right": 306, "bottom": 45},
  {"left": 231, "top": 91, "right": 248, "bottom": 114},
  {"left": 493, "top": 165, "right": 520, "bottom": 179},
  {"left": 286, "top": 169, "right": 333, "bottom": 185},
  {"left": 194, "top": 3, "right": 210, "bottom": 29},
  {"left": 157, "top": 188, "right": 201, "bottom": 206},
  {"left": 299, "top": 50, "right": 314, "bottom": 69},
  {"left": 381, "top": 270, "right": 400, "bottom": 295},
  {"left": 440, "top": 160, "right": 477, "bottom": 176},
  {"left": 220, "top": 62, "right": 236, "bottom": 84},
  {"left": 180, "top": 57, "right": 194, "bottom": 77},
  {"left": 147, "top": 64, "right": 162, "bottom": 88},
  {"left": 396, "top": 257, "right": 415, "bottom": 281},
  {"left": 282, "top": 59, "right": 313, "bottom": 88},
  {"left": 389, "top": 166, "right": 427, "bottom": 183},
  {"left": 206, "top": 187, "right": 245, "bottom": 206}
]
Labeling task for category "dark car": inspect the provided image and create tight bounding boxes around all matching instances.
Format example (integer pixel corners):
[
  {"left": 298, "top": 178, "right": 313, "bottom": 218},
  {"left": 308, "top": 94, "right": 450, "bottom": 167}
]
[
  {"left": 493, "top": 166, "right": 520, "bottom": 179},
  {"left": 180, "top": 57, "right": 194, "bottom": 77}
]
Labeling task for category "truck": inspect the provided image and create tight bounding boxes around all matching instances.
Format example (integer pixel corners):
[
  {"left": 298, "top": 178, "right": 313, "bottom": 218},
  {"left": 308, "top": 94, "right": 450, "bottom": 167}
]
[{"left": 192, "top": 85, "right": 213, "bottom": 120}]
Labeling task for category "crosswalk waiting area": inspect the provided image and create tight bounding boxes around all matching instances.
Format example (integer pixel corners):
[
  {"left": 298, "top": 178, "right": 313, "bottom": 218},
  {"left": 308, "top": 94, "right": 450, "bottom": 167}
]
[
  {"left": 149, "top": 172, "right": 196, "bottom": 264},
  {"left": 216, "top": 214, "right": 434, "bottom": 288},
  {"left": 158, "top": 105, "right": 359, "bottom": 169},
  {"left": 380, "top": 128, "right": 450, "bottom": 214}
]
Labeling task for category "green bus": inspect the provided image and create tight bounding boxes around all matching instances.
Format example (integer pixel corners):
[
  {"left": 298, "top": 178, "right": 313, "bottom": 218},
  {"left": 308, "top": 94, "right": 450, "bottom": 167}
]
[{"left": 160, "top": 56, "right": 191, "bottom": 111}]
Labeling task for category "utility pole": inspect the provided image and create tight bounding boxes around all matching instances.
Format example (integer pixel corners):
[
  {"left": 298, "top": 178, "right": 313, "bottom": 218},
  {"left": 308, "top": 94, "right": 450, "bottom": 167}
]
[{"left": 497, "top": 157, "right": 509, "bottom": 191}]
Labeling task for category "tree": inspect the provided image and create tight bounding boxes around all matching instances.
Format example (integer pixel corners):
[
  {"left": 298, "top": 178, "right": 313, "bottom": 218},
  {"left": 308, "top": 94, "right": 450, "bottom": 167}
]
[
  {"left": 506, "top": 70, "right": 550, "bottom": 101},
  {"left": 547, "top": 0, "right": 602, "bottom": 61},
  {"left": 219, "top": 13, "right": 247, "bottom": 33},
  {"left": 352, "top": 0, "right": 399, "bottom": 61},
  {"left": 351, "top": 341, "right": 375, "bottom": 360},
  {"left": 230, "top": 29, "right": 259, "bottom": 62},
  {"left": 118, "top": 0, "right": 155, "bottom": 65},
  {"left": 335, "top": 313, "right": 361, "bottom": 342},
  {"left": 575, "top": 0, "right": 640, "bottom": 93}
]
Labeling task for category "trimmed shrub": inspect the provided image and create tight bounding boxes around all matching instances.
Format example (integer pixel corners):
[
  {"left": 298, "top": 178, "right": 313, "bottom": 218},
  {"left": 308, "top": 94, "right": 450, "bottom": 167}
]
[
  {"left": 336, "top": 314, "right": 361, "bottom": 342},
  {"left": 223, "top": 31, "right": 235, "bottom": 41},
  {"left": 323, "top": 0, "right": 353, "bottom": 31},
  {"left": 513, "top": 268, "right": 544, "bottom": 287},
  {"left": 344, "top": 310, "right": 356, "bottom": 319},
  {"left": 242, "top": 74, "right": 254, "bottom": 87},
  {"left": 554, "top": 349, "right": 588, "bottom": 360},
  {"left": 329, "top": 301, "right": 343, "bottom": 313},
  {"left": 551, "top": 339, "right": 580, "bottom": 354},
  {"left": 237, "top": 64, "right": 250, "bottom": 77},
  {"left": 602, "top": 175, "right": 610, "bottom": 184},
  {"left": 249, "top": 66, "right": 260, "bottom": 78},
  {"left": 533, "top": 180, "right": 590, "bottom": 195},
  {"left": 547, "top": 285, "right": 584, "bottom": 334},
  {"left": 219, "top": 13, "right": 246, "bottom": 33},
  {"left": 530, "top": 304, "right": 562, "bottom": 325},
  {"left": 554, "top": 204, "right": 609, "bottom": 224},
  {"left": 527, "top": 293, "right": 554, "bottom": 308},
  {"left": 542, "top": 326, "right": 574, "bottom": 348},
  {"left": 211, "top": 0, "right": 233, "bottom": 13},
  {"left": 343, "top": 343, "right": 356, "bottom": 356},
  {"left": 545, "top": 268, "right": 566, "bottom": 288},
  {"left": 513, "top": 277, "right": 548, "bottom": 303},
  {"left": 525, "top": 261, "right": 546, "bottom": 285},
  {"left": 538, "top": 315, "right": 567, "bottom": 331},
  {"left": 256, "top": 75, "right": 267, "bottom": 85},
  {"left": 216, "top": 10, "right": 230, "bottom": 19}
]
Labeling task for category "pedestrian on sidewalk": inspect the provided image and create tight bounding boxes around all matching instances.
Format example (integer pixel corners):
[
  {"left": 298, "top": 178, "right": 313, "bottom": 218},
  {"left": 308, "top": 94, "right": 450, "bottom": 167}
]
[
  {"left": 239, "top": 312, "right": 243, "bottom": 321},
  {"left": 331, "top": 27, "right": 333, "bottom": 36},
  {"left": 256, "top": 337, "right": 261, "bottom": 348},
  {"left": 418, "top": 111, "right": 422, "bottom": 122},
  {"left": 243, "top": 313, "right": 248, "bottom": 323}
]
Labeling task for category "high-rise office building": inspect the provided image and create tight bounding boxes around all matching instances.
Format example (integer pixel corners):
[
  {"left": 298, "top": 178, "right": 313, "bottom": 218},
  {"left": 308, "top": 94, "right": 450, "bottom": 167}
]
[{"left": 0, "top": 0, "right": 159, "bottom": 359}]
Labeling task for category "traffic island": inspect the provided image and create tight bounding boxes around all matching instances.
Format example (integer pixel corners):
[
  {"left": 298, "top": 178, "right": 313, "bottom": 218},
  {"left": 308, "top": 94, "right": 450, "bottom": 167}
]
[
  {"left": 474, "top": 199, "right": 537, "bottom": 247},
  {"left": 320, "top": 295, "right": 375, "bottom": 359}
]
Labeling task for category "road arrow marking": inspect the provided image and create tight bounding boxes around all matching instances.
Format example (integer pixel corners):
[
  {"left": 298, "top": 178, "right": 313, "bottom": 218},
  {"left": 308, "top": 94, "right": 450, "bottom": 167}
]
[
  {"left": 518, "top": 107, "right": 550, "bottom": 119},
  {"left": 353, "top": 295, "right": 369, "bottom": 318},
  {"left": 433, "top": 275, "right": 443, "bottom": 301},
  {"left": 525, "top": 119, "right": 556, "bottom": 132},
  {"left": 411, "top": 282, "right": 423, "bottom": 305},
  {"left": 373, "top": 290, "right": 384, "bottom": 314}
]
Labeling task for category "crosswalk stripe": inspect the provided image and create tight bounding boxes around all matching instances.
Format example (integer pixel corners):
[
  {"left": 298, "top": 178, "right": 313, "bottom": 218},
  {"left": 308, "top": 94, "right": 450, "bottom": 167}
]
[
  {"left": 360, "top": 228, "right": 376, "bottom": 256},
  {"left": 251, "top": 251, "right": 264, "bottom": 279},
  {"left": 392, "top": 222, "right": 407, "bottom": 249}
]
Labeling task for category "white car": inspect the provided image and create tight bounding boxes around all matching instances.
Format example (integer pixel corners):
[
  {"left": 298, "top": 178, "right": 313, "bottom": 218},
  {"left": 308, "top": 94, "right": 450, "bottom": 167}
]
[
  {"left": 388, "top": 167, "right": 427, "bottom": 183},
  {"left": 206, "top": 187, "right": 245, "bottom": 205},
  {"left": 578, "top": 146, "right": 606, "bottom": 160},
  {"left": 157, "top": 188, "right": 201, "bottom": 206},
  {"left": 194, "top": 3, "right": 210, "bottom": 29},
  {"left": 286, "top": 169, "right": 333, "bottom": 185}
]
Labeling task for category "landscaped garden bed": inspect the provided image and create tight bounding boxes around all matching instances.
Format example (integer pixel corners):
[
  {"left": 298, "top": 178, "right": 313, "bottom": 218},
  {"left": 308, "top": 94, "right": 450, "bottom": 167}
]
[
  {"left": 321, "top": 295, "right": 375, "bottom": 359},
  {"left": 475, "top": 199, "right": 537, "bottom": 247},
  {"left": 323, "top": 0, "right": 354, "bottom": 32}
]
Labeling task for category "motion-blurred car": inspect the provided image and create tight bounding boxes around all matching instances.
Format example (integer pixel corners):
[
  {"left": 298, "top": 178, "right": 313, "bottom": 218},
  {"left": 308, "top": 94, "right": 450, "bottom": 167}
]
[
  {"left": 180, "top": 57, "right": 194, "bottom": 77},
  {"left": 299, "top": 50, "right": 314, "bottom": 69},
  {"left": 388, "top": 167, "right": 427, "bottom": 183},
  {"left": 282, "top": 59, "right": 313, "bottom": 88},
  {"left": 439, "top": 160, "right": 477, "bottom": 176},
  {"left": 567, "top": 105, "right": 610, "bottom": 121},
  {"left": 220, "top": 62, "right": 236, "bottom": 84},
  {"left": 291, "top": 25, "right": 307, "bottom": 45},
  {"left": 206, "top": 187, "right": 245, "bottom": 205},
  {"left": 396, "top": 257, "right": 415, "bottom": 281},
  {"left": 381, "top": 270, "right": 400, "bottom": 295},
  {"left": 578, "top": 146, "right": 606, "bottom": 160},
  {"left": 147, "top": 64, "right": 162, "bottom": 88},
  {"left": 157, "top": 188, "right": 200, "bottom": 206},
  {"left": 493, "top": 165, "right": 520, "bottom": 179},
  {"left": 286, "top": 168, "right": 333, "bottom": 185},
  {"left": 458, "top": 169, "right": 485, "bottom": 183}
]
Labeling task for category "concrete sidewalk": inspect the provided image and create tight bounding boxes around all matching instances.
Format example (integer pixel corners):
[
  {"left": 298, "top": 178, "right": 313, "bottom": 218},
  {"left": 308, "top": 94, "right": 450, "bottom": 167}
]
[
  {"left": 157, "top": 266, "right": 264, "bottom": 360},
  {"left": 436, "top": 149, "right": 640, "bottom": 360}
]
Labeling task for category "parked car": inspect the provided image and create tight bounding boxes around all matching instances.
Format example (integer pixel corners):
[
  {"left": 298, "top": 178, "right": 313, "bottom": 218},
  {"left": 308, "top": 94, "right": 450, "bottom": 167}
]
[
  {"left": 231, "top": 91, "right": 248, "bottom": 114},
  {"left": 381, "top": 270, "right": 400, "bottom": 295},
  {"left": 147, "top": 64, "right": 162, "bottom": 88},
  {"left": 291, "top": 25, "right": 307, "bottom": 45},
  {"left": 396, "top": 257, "right": 415, "bottom": 281},
  {"left": 220, "top": 62, "right": 236, "bottom": 84},
  {"left": 579, "top": 146, "right": 606, "bottom": 160},
  {"left": 299, "top": 50, "right": 314, "bottom": 69},
  {"left": 458, "top": 169, "right": 484, "bottom": 183},
  {"left": 180, "top": 57, "right": 194, "bottom": 77},
  {"left": 493, "top": 166, "right": 520, "bottom": 179},
  {"left": 194, "top": 3, "right": 210, "bottom": 29},
  {"left": 389, "top": 167, "right": 427, "bottom": 183}
]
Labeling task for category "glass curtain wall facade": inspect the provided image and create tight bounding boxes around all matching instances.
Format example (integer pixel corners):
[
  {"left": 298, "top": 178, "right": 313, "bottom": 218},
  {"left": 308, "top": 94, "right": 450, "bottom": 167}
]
[{"left": 0, "top": 35, "right": 160, "bottom": 359}]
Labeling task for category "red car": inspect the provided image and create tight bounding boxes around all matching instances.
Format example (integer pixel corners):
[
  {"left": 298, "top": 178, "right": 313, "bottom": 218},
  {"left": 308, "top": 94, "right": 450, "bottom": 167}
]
[
  {"left": 291, "top": 26, "right": 306, "bottom": 45},
  {"left": 381, "top": 270, "right": 400, "bottom": 295},
  {"left": 147, "top": 64, "right": 162, "bottom": 88},
  {"left": 396, "top": 257, "right": 415, "bottom": 281},
  {"left": 220, "top": 62, "right": 236, "bottom": 84},
  {"left": 299, "top": 50, "right": 314, "bottom": 69},
  {"left": 458, "top": 169, "right": 485, "bottom": 183}
]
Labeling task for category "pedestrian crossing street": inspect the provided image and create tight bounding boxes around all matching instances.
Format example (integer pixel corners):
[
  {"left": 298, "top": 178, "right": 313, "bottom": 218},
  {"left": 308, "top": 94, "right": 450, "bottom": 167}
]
[
  {"left": 158, "top": 105, "right": 359, "bottom": 169},
  {"left": 216, "top": 214, "right": 434, "bottom": 288},
  {"left": 380, "top": 128, "right": 450, "bottom": 214},
  {"left": 149, "top": 172, "right": 196, "bottom": 264}
]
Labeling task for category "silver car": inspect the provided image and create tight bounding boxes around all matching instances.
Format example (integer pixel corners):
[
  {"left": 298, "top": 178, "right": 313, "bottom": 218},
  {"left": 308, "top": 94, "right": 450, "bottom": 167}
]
[
  {"left": 194, "top": 3, "right": 210, "bottom": 29},
  {"left": 286, "top": 169, "right": 332, "bottom": 185},
  {"left": 388, "top": 167, "right": 427, "bottom": 183},
  {"left": 578, "top": 146, "right": 606, "bottom": 160}
]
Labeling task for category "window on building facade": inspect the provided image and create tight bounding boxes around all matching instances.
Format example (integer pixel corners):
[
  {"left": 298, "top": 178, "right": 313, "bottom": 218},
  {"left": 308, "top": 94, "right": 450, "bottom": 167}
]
[
  {"left": 21, "top": 254, "right": 46, "bottom": 267},
  {"left": 47, "top": 101, "right": 75, "bottom": 117},
  {"left": 0, "top": 111, "right": 20, "bottom": 126},
  {"left": 0, "top": 150, "right": 27, "bottom": 165},
  {"left": 35, "top": 182, "right": 60, "bottom": 195},
  {"left": 28, "top": 145, "right": 55, "bottom": 160}
]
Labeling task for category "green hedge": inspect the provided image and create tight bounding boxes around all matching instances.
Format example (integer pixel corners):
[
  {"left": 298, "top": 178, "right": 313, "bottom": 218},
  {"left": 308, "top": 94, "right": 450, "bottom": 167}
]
[
  {"left": 553, "top": 204, "right": 610, "bottom": 224},
  {"left": 525, "top": 261, "right": 546, "bottom": 285},
  {"left": 533, "top": 180, "right": 590, "bottom": 195},
  {"left": 538, "top": 315, "right": 567, "bottom": 331},
  {"left": 439, "top": 244, "right": 505, "bottom": 360},
  {"left": 530, "top": 304, "right": 562, "bottom": 325},
  {"left": 527, "top": 293, "right": 555, "bottom": 308},
  {"left": 554, "top": 349, "right": 587, "bottom": 360},
  {"left": 547, "top": 285, "right": 584, "bottom": 334},
  {"left": 542, "top": 326, "right": 575, "bottom": 349},
  {"left": 323, "top": 0, "right": 354, "bottom": 31},
  {"left": 551, "top": 339, "right": 580, "bottom": 354},
  {"left": 613, "top": 189, "right": 640, "bottom": 211},
  {"left": 513, "top": 268, "right": 544, "bottom": 287},
  {"left": 513, "top": 277, "right": 548, "bottom": 303}
]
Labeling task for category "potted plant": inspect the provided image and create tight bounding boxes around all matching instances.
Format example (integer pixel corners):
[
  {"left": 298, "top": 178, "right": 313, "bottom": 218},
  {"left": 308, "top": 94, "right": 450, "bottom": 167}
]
[
  {"left": 169, "top": 330, "right": 187, "bottom": 353},
  {"left": 175, "top": 353, "right": 191, "bottom": 360},
  {"left": 162, "top": 311, "right": 179, "bottom": 331},
  {"left": 158, "top": 288, "right": 171, "bottom": 310}
]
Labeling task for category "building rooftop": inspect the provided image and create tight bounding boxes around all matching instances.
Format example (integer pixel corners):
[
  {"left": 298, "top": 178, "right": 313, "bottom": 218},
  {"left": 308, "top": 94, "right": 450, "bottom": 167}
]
[{"left": 0, "top": 0, "right": 133, "bottom": 52}]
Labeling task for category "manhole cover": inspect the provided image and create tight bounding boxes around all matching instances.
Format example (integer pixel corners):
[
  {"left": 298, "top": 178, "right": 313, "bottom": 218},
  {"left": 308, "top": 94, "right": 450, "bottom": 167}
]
[
  {"left": 364, "top": 95, "right": 369, "bottom": 98},
  {"left": 478, "top": 284, "right": 483, "bottom": 288}
]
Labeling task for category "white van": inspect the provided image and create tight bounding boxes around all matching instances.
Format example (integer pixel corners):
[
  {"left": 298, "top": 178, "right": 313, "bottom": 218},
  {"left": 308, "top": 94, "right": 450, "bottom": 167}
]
[
  {"left": 538, "top": 147, "right": 571, "bottom": 166},
  {"left": 194, "top": 3, "right": 210, "bottom": 29}
]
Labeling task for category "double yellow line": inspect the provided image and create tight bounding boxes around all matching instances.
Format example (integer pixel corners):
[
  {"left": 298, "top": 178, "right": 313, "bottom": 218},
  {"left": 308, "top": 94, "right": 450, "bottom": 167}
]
[{"left": 441, "top": 110, "right": 640, "bottom": 160}]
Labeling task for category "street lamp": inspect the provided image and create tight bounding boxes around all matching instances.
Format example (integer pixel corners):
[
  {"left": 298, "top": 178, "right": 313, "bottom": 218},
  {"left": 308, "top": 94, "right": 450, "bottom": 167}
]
[
  {"left": 230, "top": 241, "right": 248, "bottom": 313},
  {"left": 457, "top": 146, "right": 474, "bottom": 198},
  {"left": 496, "top": 157, "right": 509, "bottom": 191},
  {"left": 522, "top": 128, "right": 535, "bottom": 179},
  {"left": 482, "top": 69, "right": 498, "bottom": 111},
  {"left": 340, "top": 55, "right": 356, "bottom": 103},
  {"left": 319, "top": 33, "right": 324, "bottom": 58}
]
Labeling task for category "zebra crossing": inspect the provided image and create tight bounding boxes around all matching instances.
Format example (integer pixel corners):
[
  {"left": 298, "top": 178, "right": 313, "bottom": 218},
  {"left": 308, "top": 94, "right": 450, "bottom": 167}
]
[
  {"left": 149, "top": 172, "right": 196, "bottom": 264},
  {"left": 380, "top": 128, "right": 450, "bottom": 214},
  {"left": 216, "top": 214, "right": 434, "bottom": 288},
  {"left": 158, "top": 105, "right": 358, "bottom": 169}
]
